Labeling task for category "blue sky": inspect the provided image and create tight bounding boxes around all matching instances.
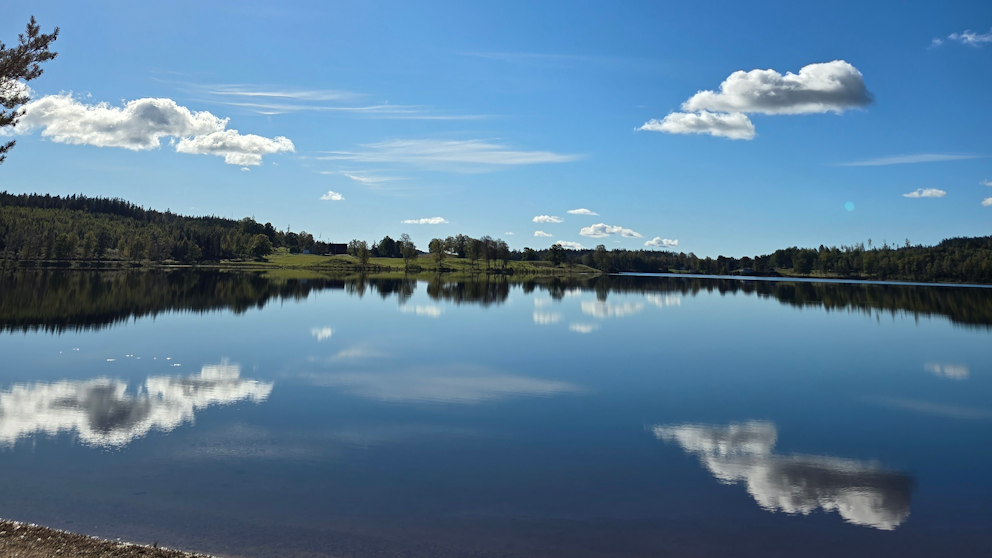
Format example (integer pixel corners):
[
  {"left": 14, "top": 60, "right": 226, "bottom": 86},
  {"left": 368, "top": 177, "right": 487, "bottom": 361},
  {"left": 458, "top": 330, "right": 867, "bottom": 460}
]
[{"left": 3, "top": 0, "right": 991, "bottom": 255}]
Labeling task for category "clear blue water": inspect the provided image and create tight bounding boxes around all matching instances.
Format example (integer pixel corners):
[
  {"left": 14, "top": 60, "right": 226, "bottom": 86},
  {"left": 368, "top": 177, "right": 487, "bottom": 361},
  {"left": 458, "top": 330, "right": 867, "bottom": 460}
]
[{"left": 0, "top": 272, "right": 989, "bottom": 557}]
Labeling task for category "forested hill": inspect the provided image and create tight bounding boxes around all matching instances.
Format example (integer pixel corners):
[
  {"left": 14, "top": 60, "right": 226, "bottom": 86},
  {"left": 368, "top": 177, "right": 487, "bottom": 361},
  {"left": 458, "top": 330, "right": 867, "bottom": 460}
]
[{"left": 0, "top": 191, "right": 332, "bottom": 262}]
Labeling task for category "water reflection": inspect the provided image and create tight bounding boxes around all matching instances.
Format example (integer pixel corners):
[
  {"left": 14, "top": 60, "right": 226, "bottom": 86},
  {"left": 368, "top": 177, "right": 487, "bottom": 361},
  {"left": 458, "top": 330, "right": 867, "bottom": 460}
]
[
  {"left": 580, "top": 300, "right": 645, "bottom": 318},
  {"left": 653, "top": 421, "right": 913, "bottom": 530},
  {"left": 303, "top": 364, "right": 581, "bottom": 404},
  {"left": 924, "top": 362, "right": 969, "bottom": 380},
  {"left": 4, "top": 270, "right": 992, "bottom": 333},
  {"left": 0, "top": 361, "right": 273, "bottom": 447}
]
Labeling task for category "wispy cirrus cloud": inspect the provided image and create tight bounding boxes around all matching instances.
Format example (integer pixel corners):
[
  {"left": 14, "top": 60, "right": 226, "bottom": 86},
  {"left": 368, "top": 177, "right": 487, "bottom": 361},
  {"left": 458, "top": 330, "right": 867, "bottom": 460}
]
[
  {"left": 199, "top": 85, "right": 360, "bottom": 102},
  {"left": 319, "top": 139, "right": 579, "bottom": 170},
  {"left": 837, "top": 153, "right": 984, "bottom": 167},
  {"left": 579, "top": 223, "right": 642, "bottom": 239},
  {"left": 641, "top": 61, "right": 871, "bottom": 140},
  {"left": 340, "top": 172, "right": 405, "bottom": 184},
  {"left": 947, "top": 27, "right": 992, "bottom": 47},
  {"left": 401, "top": 217, "right": 448, "bottom": 225},
  {"left": 533, "top": 215, "right": 563, "bottom": 224},
  {"left": 903, "top": 188, "right": 946, "bottom": 198}
]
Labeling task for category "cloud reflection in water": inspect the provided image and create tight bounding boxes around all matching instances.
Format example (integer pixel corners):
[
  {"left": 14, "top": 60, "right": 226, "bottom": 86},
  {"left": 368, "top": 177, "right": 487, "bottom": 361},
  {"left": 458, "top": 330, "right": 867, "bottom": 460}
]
[
  {"left": 0, "top": 361, "right": 273, "bottom": 448},
  {"left": 653, "top": 421, "right": 912, "bottom": 530},
  {"left": 305, "top": 365, "right": 581, "bottom": 404}
]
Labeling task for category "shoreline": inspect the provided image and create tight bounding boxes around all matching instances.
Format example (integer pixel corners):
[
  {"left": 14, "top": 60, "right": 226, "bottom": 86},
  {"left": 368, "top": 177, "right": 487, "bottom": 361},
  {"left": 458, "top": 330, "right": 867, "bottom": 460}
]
[{"left": 0, "top": 519, "right": 217, "bottom": 558}]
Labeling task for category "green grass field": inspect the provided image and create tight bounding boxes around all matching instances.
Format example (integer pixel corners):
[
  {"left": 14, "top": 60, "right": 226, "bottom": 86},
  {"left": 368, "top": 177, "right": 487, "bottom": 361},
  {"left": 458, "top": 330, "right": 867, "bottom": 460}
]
[{"left": 217, "top": 248, "right": 599, "bottom": 275}]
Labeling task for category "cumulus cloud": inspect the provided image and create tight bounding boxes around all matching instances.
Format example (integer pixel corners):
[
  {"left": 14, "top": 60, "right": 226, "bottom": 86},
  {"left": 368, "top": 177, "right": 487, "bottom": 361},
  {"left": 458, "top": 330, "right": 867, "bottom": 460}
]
[
  {"left": 654, "top": 421, "right": 912, "bottom": 531},
  {"left": 682, "top": 61, "right": 872, "bottom": 115},
  {"left": 556, "top": 240, "right": 584, "bottom": 250},
  {"left": 645, "top": 237, "right": 678, "bottom": 248},
  {"left": 310, "top": 327, "right": 334, "bottom": 341},
  {"left": 533, "top": 215, "right": 564, "bottom": 223},
  {"left": 401, "top": 217, "right": 448, "bottom": 225},
  {"left": 534, "top": 231, "right": 553, "bottom": 237},
  {"left": 640, "top": 61, "right": 870, "bottom": 140},
  {"left": 924, "top": 362, "right": 969, "bottom": 380},
  {"left": 981, "top": 179, "right": 992, "bottom": 186},
  {"left": 319, "top": 190, "right": 344, "bottom": 201},
  {"left": 320, "top": 139, "right": 578, "bottom": 169},
  {"left": 0, "top": 361, "right": 272, "bottom": 448},
  {"left": 579, "top": 223, "right": 643, "bottom": 239},
  {"left": 639, "top": 111, "right": 756, "bottom": 140},
  {"left": 983, "top": 197, "right": 992, "bottom": 207},
  {"left": 948, "top": 27, "right": 992, "bottom": 47},
  {"left": 19, "top": 93, "right": 293, "bottom": 165},
  {"left": 902, "top": 188, "right": 946, "bottom": 198},
  {"left": 567, "top": 208, "right": 598, "bottom": 216}
]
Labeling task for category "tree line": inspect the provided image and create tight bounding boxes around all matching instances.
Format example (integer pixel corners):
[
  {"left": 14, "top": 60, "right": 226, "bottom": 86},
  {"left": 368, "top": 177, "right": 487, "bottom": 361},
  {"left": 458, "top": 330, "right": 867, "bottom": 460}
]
[{"left": 0, "top": 192, "right": 336, "bottom": 263}]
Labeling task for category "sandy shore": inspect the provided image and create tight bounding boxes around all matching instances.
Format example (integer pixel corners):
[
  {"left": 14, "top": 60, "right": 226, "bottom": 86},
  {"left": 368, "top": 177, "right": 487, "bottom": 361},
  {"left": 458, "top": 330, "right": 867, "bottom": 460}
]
[{"left": 0, "top": 519, "right": 216, "bottom": 558}]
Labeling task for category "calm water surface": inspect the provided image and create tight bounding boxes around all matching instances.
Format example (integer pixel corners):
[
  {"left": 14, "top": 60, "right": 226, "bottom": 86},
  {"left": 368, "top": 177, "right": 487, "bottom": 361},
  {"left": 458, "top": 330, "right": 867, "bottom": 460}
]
[{"left": 0, "top": 271, "right": 990, "bottom": 557}]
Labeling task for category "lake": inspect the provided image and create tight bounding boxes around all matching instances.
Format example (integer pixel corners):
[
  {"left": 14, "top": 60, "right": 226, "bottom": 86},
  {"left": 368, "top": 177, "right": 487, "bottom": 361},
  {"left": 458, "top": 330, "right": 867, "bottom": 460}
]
[{"left": 1, "top": 270, "right": 990, "bottom": 557}]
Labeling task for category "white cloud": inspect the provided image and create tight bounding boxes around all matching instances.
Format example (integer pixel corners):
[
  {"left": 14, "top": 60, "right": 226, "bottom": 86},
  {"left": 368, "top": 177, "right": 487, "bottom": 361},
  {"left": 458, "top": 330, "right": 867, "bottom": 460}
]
[
  {"left": 202, "top": 85, "right": 359, "bottom": 102},
  {"left": 902, "top": 188, "right": 946, "bottom": 198},
  {"left": 504, "top": 232, "right": 514, "bottom": 236},
  {"left": 645, "top": 237, "right": 678, "bottom": 248},
  {"left": 924, "top": 362, "right": 969, "bottom": 380},
  {"left": 929, "top": 38, "right": 944, "bottom": 48},
  {"left": 331, "top": 347, "right": 384, "bottom": 361},
  {"left": 654, "top": 421, "right": 912, "bottom": 531},
  {"left": 981, "top": 179, "right": 992, "bottom": 186},
  {"left": 682, "top": 61, "right": 872, "bottom": 115},
  {"left": 556, "top": 240, "right": 584, "bottom": 250},
  {"left": 579, "top": 223, "right": 643, "bottom": 239},
  {"left": 567, "top": 208, "right": 598, "bottom": 216},
  {"left": 640, "top": 61, "right": 870, "bottom": 141},
  {"left": 310, "top": 327, "right": 334, "bottom": 341},
  {"left": 837, "top": 153, "right": 983, "bottom": 166},
  {"left": 533, "top": 215, "right": 564, "bottom": 223},
  {"left": 640, "top": 111, "right": 755, "bottom": 140},
  {"left": 568, "top": 323, "right": 599, "bottom": 334},
  {"left": 0, "top": 361, "right": 272, "bottom": 448},
  {"left": 175, "top": 130, "right": 294, "bottom": 166},
  {"left": 534, "top": 230, "right": 553, "bottom": 237},
  {"left": 19, "top": 93, "right": 293, "bottom": 165},
  {"left": 533, "top": 311, "right": 563, "bottom": 325},
  {"left": 341, "top": 172, "right": 405, "bottom": 184},
  {"left": 948, "top": 27, "right": 992, "bottom": 47},
  {"left": 320, "top": 139, "right": 578, "bottom": 168},
  {"left": 875, "top": 397, "right": 992, "bottom": 420},
  {"left": 319, "top": 190, "right": 344, "bottom": 201},
  {"left": 304, "top": 364, "right": 580, "bottom": 404},
  {"left": 983, "top": 197, "right": 992, "bottom": 207},
  {"left": 400, "top": 304, "right": 443, "bottom": 318},
  {"left": 401, "top": 217, "right": 448, "bottom": 225},
  {"left": 581, "top": 300, "right": 644, "bottom": 318}
]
